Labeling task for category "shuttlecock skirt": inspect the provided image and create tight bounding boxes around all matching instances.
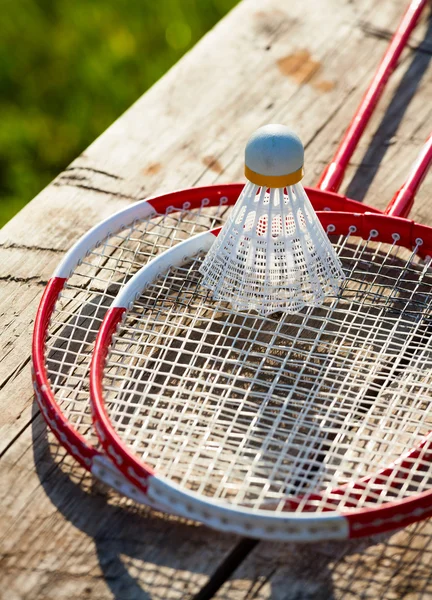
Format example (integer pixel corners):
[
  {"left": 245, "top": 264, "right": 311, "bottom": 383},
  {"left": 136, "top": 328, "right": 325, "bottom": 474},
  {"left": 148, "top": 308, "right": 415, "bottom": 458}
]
[{"left": 199, "top": 182, "right": 345, "bottom": 315}]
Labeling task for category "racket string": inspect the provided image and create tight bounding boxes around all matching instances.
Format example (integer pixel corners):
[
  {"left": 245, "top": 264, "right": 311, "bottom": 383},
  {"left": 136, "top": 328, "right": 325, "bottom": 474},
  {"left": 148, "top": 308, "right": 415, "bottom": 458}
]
[
  {"left": 45, "top": 204, "right": 228, "bottom": 440},
  {"left": 103, "top": 234, "right": 432, "bottom": 511}
]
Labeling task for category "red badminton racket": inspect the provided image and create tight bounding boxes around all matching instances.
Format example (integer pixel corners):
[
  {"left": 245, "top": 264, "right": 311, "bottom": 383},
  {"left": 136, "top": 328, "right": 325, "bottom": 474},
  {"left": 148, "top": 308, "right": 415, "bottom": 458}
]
[
  {"left": 32, "top": 0, "right": 427, "bottom": 499},
  {"left": 91, "top": 134, "right": 432, "bottom": 541}
]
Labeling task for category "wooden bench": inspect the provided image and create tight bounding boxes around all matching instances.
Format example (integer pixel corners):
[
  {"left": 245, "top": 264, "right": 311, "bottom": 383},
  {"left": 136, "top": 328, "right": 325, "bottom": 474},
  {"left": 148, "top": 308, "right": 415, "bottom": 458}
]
[{"left": 1, "top": 0, "right": 431, "bottom": 597}]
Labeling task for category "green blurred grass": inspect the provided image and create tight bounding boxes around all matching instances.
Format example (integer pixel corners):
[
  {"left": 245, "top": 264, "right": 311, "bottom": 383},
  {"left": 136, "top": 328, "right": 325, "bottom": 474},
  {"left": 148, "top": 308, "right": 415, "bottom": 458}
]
[{"left": 0, "top": 0, "right": 238, "bottom": 226}]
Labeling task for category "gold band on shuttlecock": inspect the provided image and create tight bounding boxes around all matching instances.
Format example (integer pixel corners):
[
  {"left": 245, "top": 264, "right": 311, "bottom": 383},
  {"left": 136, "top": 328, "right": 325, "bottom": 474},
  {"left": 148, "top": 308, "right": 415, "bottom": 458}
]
[{"left": 244, "top": 165, "right": 304, "bottom": 187}]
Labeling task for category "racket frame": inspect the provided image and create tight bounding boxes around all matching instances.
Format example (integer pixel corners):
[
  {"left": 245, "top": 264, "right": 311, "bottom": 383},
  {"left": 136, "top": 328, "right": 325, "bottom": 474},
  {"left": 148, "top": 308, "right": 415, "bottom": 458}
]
[
  {"left": 32, "top": 186, "right": 379, "bottom": 470},
  {"left": 32, "top": 0, "right": 429, "bottom": 501},
  {"left": 90, "top": 214, "right": 432, "bottom": 541}
]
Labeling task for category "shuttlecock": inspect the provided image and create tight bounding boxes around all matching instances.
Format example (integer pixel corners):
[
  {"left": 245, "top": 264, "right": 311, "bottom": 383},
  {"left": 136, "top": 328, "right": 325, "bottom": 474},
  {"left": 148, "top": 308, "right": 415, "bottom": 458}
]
[{"left": 199, "top": 125, "right": 345, "bottom": 315}]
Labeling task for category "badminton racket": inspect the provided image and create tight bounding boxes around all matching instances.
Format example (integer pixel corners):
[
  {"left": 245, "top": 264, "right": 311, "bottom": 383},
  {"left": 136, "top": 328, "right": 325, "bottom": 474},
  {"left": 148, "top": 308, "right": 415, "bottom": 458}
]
[
  {"left": 90, "top": 134, "right": 432, "bottom": 541},
  {"left": 32, "top": 0, "right": 427, "bottom": 499}
]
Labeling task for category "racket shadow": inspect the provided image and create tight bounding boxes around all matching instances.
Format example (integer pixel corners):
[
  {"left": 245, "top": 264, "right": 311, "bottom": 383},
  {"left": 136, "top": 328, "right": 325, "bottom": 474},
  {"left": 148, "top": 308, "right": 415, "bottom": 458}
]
[
  {"left": 32, "top": 401, "right": 418, "bottom": 600},
  {"left": 30, "top": 400, "right": 235, "bottom": 599},
  {"left": 213, "top": 520, "right": 432, "bottom": 599}
]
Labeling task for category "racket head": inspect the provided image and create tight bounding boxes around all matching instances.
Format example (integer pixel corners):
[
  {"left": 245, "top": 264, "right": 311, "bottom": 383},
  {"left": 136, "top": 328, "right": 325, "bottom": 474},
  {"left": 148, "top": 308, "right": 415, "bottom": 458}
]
[
  {"left": 31, "top": 0, "right": 428, "bottom": 497},
  {"left": 90, "top": 211, "right": 432, "bottom": 540},
  {"left": 32, "top": 183, "right": 374, "bottom": 493}
]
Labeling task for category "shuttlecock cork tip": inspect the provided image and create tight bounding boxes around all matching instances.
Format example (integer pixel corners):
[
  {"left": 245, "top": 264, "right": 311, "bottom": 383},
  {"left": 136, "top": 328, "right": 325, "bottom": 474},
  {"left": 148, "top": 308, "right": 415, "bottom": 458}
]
[{"left": 245, "top": 124, "right": 304, "bottom": 187}]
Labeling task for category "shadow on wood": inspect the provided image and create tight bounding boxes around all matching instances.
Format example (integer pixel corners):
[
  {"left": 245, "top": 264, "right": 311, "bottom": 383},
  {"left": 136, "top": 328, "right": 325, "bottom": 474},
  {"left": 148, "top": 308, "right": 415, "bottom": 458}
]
[
  {"left": 31, "top": 400, "right": 237, "bottom": 599},
  {"left": 32, "top": 394, "right": 429, "bottom": 600}
]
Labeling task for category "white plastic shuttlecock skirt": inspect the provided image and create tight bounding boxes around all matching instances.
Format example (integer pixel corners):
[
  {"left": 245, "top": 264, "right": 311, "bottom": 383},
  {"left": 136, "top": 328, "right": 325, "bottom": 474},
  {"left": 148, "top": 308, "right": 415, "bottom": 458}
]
[{"left": 199, "top": 181, "right": 345, "bottom": 315}]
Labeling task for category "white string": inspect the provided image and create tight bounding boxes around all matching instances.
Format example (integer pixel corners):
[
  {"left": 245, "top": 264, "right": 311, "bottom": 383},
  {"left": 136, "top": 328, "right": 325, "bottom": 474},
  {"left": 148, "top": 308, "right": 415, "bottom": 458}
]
[
  {"left": 103, "top": 236, "right": 432, "bottom": 513},
  {"left": 45, "top": 203, "right": 228, "bottom": 446}
]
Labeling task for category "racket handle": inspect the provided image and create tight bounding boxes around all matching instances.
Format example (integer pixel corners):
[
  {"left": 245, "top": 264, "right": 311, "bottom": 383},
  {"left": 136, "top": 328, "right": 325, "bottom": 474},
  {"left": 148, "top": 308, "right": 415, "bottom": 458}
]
[
  {"left": 385, "top": 133, "right": 432, "bottom": 217},
  {"left": 317, "top": 0, "right": 427, "bottom": 193}
]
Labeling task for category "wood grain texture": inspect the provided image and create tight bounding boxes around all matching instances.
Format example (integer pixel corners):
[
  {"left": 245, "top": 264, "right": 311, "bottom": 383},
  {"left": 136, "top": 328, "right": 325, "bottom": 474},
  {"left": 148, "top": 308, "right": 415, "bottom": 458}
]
[
  {"left": 1, "top": 419, "right": 238, "bottom": 600},
  {"left": 0, "top": 0, "right": 431, "bottom": 597},
  {"left": 214, "top": 522, "right": 432, "bottom": 599}
]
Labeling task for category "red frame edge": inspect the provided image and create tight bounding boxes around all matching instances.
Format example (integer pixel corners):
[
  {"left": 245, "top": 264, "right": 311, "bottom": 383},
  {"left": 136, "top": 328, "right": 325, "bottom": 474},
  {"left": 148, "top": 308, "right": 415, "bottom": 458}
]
[{"left": 32, "top": 277, "right": 99, "bottom": 469}]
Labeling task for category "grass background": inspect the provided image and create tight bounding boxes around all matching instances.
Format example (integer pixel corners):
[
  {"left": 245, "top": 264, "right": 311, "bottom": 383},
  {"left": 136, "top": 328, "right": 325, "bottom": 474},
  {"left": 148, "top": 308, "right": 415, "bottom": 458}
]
[{"left": 0, "top": 0, "right": 239, "bottom": 226}]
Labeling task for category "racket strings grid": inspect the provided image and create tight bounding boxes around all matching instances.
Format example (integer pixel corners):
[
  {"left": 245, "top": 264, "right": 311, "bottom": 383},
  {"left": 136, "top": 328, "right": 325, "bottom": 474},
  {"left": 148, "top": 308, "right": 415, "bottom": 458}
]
[
  {"left": 44, "top": 202, "right": 228, "bottom": 446},
  {"left": 100, "top": 232, "right": 432, "bottom": 514}
]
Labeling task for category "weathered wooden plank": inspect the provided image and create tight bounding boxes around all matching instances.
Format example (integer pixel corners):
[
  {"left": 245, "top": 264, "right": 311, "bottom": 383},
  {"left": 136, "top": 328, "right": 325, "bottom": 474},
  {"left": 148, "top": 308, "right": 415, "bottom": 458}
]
[
  {"left": 0, "top": 418, "right": 237, "bottom": 600},
  {"left": 0, "top": 0, "right": 431, "bottom": 597},
  {"left": 214, "top": 522, "right": 432, "bottom": 599}
]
